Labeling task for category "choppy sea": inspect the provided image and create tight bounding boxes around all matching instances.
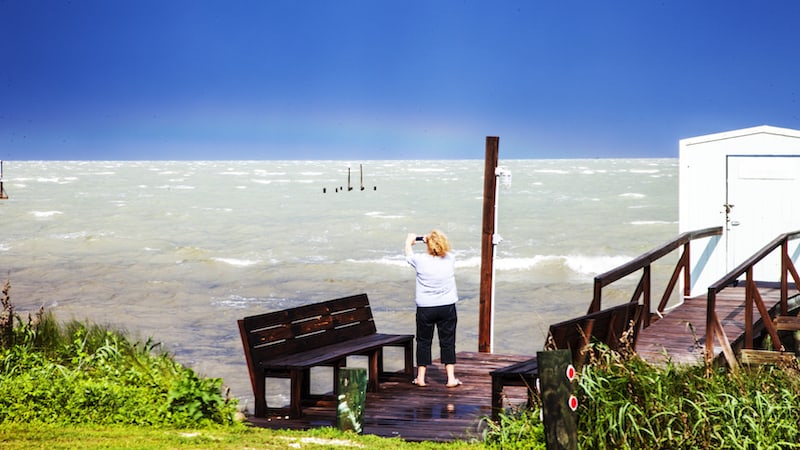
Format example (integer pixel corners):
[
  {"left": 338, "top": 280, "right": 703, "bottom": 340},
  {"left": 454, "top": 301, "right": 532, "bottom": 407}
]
[{"left": 0, "top": 159, "right": 679, "bottom": 409}]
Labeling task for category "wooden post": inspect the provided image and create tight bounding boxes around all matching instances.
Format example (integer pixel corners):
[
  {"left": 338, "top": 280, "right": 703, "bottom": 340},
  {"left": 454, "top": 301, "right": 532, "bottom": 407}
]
[
  {"left": 347, "top": 167, "right": 353, "bottom": 191},
  {"left": 0, "top": 160, "right": 7, "bottom": 200},
  {"left": 337, "top": 367, "right": 367, "bottom": 433},
  {"left": 479, "top": 136, "right": 499, "bottom": 353},
  {"left": 538, "top": 349, "right": 578, "bottom": 450}
]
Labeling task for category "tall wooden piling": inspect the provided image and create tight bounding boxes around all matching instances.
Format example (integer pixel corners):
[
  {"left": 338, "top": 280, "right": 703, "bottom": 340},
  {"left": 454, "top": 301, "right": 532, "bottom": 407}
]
[
  {"left": 347, "top": 167, "right": 353, "bottom": 191},
  {"left": 479, "top": 136, "right": 499, "bottom": 353},
  {"left": 0, "top": 160, "right": 7, "bottom": 200}
]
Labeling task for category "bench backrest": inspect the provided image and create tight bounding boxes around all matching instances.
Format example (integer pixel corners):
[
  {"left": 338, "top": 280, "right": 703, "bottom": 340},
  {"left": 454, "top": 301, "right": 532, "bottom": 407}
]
[
  {"left": 547, "top": 301, "right": 642, "bottom": 364},
  {"left": 238, "top": 293, "right": 378, "bottom": 364}
]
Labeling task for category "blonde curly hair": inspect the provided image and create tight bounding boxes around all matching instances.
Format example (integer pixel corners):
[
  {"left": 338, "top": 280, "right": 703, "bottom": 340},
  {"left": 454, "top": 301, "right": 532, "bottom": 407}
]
[{"left": 426, "top": 229, "right": 451, "bottom": 257}]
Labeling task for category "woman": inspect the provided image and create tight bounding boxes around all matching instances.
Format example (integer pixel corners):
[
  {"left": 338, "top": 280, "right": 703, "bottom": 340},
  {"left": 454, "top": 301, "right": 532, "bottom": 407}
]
[{"left": 405, "top": 230, "right": 461, "bottom": 388}]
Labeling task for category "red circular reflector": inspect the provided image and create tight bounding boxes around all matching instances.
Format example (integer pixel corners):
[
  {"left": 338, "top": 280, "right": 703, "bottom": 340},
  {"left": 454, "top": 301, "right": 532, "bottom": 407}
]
[
  {"left": 566, "top": 364, "right": 576, "bottom": 381},
  {"left": 569, "top": 395, "right": 578, "bottom": 411}
]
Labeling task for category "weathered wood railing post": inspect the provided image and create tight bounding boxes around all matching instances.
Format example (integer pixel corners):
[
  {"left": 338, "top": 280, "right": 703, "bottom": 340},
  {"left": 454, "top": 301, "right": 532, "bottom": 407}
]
[
  {"left": 479, "top": 136, "right": 500, "bottom": 353},
  {"left": 337, "top": 367, "right": 367, "bottom": 433},
  {"left": 538, "top": 349, "right": 578, "bottom": 450},
  {"left": 705, "top": 289, "right": 717, "bottom": 365}
]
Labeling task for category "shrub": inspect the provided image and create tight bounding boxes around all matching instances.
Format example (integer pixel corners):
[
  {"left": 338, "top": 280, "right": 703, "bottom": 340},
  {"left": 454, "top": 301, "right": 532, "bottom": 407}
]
[{"left": 0, "top": 282, "right": 240, "bottom": 428}]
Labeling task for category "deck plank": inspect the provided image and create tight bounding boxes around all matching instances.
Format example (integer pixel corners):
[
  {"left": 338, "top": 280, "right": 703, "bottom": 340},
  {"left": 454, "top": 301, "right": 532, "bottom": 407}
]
[
  {"left": 636, "top": 285, "right": 785, "bottom": 365},
  {"left": 246, "top": 352, "right": 533, "bottom": 442}
]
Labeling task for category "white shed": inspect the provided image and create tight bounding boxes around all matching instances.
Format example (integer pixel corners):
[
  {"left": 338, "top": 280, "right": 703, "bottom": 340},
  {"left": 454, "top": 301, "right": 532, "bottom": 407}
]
[{"left": 679, "top": 125, "right": 800, "bottom": 297}]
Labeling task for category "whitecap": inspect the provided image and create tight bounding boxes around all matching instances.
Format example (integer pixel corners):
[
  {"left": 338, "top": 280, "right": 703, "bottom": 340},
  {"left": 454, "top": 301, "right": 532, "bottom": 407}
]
[
  {"left": 346, "top": 256, "right": 407, "bottom": 268},
  {"left": 213, "top": 257, "right": 261, "bottom": 267},
  {"left": 156, "top": 185, "right": 195, "bottom": 190},
  {"left": 365, "top": 211, "right": 404, "bottom": 219},
  {"left": 619, "top": 193, "right": 645, "bottom": 199},
  {"left": 564, "top": 254, "right": 633, "bottom": 276},
  {"left": 31, "top": 211, "right": 63, "bottom": 218},
  {"left": 630, "top": 220, "right": 675, "bottom": 225},
  {"left": 52, "top": 231, "right": 89, "bottom": 240},
  {"left": 408, "top": 168, "right": 446, "bottom": 173}
]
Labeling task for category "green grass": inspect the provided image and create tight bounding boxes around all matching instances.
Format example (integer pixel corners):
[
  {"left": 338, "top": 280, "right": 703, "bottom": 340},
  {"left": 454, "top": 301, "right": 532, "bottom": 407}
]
[{"left": 0, "top": 423, "right": 476, "bottom": 449}]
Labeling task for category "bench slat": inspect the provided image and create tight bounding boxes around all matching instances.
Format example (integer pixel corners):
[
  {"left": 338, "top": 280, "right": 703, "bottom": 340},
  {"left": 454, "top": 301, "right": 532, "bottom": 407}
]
[{"left": 261, "top": 333, "right": 414, "bottom": 369}]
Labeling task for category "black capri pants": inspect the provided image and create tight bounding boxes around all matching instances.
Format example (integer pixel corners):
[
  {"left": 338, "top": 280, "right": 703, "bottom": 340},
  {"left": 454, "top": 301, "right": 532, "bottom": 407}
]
[{"left": 415, "top": 303, "right": 457, "bottom": 366}]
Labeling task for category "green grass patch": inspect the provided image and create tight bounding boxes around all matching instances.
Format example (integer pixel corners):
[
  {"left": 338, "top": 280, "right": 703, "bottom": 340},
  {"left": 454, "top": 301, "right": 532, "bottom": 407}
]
[
  {"left": 1, "top": 281, "right": 240, "bottom": 428},
  {"left": 0, "top": 423, "right": 475, "bottom": 449}
]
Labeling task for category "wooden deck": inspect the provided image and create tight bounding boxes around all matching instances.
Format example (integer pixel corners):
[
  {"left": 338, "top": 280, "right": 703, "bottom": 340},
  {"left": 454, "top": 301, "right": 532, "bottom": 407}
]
[
  {"left": 246, "top": 285, "right": 797, "bottom": 442},
  {"left": 246, "top": 352, "right": 533, "bottom": 442},
  {"left": 636, "top": 285, "right": 786, "bottom": 365}
]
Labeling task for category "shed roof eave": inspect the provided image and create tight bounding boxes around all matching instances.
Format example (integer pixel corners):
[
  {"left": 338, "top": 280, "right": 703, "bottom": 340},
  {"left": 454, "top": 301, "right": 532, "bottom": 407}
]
[{"left": 680, "top": 125, "right": 800, "bottom": 147}]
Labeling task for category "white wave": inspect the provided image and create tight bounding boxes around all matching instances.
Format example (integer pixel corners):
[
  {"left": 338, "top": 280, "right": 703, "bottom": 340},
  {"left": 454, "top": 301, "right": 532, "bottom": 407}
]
[
  {"left": 346, "top": 256, "right": 407, "bottom": 267},
  {"left": 630, "top": 220, "right": 675, "bottom": 225},
  {"left": 346, "top": 253, "right": 632, "bottom": 277},
  {"left": 564, "top": 255, "right": 633, "bottom": 275},
  {"left": 365, "top": 211, "right": 405, "bottom": 219},
  {"left": 408, "top": 168, "right": 446, "bottom": 172},
  {"left": 52, "top": 231, "right": 89, "bottom": 240},
  {"left": 213, "top": 257, "right": 261, "bottom": 267},
  {"left": 619, "top": 192, "right": 645, "bottom": 199},
  {"left": 37, "top": 177, "right": 74, "bottom": 184},
  {"left": 534, "top": 169, "right": 569, "bottom": 174},
  {"left": 31, "top": 210, "right": 63, "bottom": 218},
  {"left": 156, "top": 184, "right": 195, "bottom": 190},
  {"left": 0, "top": 243, "right": 10, "bottom": 251},
  {"left": 629, "top": 169, "right": 660, "bottom": 174}
]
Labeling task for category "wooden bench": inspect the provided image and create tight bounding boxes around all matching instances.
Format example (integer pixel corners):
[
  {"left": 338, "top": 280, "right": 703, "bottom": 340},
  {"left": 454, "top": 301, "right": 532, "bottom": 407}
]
[
  {"left": 490, "top": 302, "right": 642, "bottom": 419},
  {"left": 238, "top": 293, "right": 414, "bottom": 418}
]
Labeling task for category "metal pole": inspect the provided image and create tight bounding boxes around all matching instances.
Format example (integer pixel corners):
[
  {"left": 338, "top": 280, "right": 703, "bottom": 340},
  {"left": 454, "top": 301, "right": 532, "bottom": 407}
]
[{"left": 490, "top": 174, "right": 499, "bottom": 353}]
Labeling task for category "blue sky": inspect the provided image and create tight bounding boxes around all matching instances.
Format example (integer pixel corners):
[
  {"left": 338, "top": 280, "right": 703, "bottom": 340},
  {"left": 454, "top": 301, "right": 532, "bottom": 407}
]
[{"left": 1, "top": 1, "right": 799, "bottom": 160}]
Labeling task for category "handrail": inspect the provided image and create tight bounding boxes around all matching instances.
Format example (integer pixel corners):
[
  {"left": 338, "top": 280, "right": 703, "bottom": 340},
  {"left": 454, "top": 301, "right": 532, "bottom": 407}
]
[
  {"left": 589, "top": 226, "right": 723, "bottom": 328},
  {"left": 705, "top": 230, "right": 800, "bottom": 366},
  {"left": 707, "top": 231, "right": 800, "bottom": 292}
]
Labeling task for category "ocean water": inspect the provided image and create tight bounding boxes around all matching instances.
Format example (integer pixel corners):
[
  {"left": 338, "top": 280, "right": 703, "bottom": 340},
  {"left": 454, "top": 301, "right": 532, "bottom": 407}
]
[{"left": 0, "top": 159, "right": 679, "bottom": 408}]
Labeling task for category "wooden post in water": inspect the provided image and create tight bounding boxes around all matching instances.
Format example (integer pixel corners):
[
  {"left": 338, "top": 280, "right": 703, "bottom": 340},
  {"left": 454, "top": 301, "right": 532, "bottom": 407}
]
[
  {"left": 0, "top": 160, "right": 7, "bottom": 200},
  {"left": 348, "top": 167, "right": 353, "bottom": 191},
  {"left": 479, "top": 136, "right": 499, "bottom": 353}
]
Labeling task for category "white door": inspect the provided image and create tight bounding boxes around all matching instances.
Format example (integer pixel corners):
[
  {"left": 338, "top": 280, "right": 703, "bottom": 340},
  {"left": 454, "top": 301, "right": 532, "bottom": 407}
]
[{"left": 726, "top": 155, "right": 800, "bottom": 281}]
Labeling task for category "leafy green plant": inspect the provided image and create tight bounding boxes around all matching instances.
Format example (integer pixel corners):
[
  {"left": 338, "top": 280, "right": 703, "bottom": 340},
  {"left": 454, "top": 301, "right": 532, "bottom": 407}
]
[
  {"left": 481, "top": 407, "right": 545, "bottom": 449},
  {"left": 0, "top": 282, "right": 240, "bottom": 428}
]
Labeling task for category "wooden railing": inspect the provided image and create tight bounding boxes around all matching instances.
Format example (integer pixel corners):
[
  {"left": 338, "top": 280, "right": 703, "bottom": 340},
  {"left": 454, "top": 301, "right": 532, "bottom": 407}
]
[
  {"left": 588, "top": 226, "right": 723, "bottom": 329},
  {"left": 705, "top": 230, "right": 800, "bottom": 366}
]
